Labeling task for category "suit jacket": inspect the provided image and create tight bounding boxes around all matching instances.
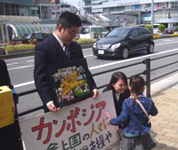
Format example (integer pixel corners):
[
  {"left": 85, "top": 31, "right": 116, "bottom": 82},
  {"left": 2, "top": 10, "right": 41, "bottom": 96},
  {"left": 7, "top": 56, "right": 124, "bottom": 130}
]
[
  {"left": 103, "top": 88, "right": 130, "bottom": 116},
  {"left": 112, "top": 88, "right": 130, "bottom": 116},
  {"left": 0, "top": 59, "right": 18, "bottom": 104},
  {"left": 0, "top": 59, "right": 11, "bottom": 86},
  {"left": 34, "top": 34, "right": 97, "bottom": 106}
]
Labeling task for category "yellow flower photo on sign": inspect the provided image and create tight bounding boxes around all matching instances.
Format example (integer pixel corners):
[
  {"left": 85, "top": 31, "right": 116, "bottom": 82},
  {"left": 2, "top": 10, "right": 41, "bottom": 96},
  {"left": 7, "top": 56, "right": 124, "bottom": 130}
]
[{"left": 45, "top": 59, "right": 93, "bottom": 108}]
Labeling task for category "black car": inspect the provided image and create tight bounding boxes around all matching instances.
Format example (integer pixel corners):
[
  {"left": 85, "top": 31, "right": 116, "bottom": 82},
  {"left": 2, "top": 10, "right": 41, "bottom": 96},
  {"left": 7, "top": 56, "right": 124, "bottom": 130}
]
[
  {"left": 12, "top": 33, "right": 50, "bottom": 44},
  {"left": 93, "top": 27, "right": 154, "bottom": 59}
]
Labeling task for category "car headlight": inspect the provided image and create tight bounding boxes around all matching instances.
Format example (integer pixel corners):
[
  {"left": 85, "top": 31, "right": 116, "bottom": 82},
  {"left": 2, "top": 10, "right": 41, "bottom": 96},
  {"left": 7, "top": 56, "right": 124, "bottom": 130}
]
[
  {"left": 93, "top": 43, "right": 96, "bottom": 49},
  {"left": 111, "top": 43, "right": 121, "bottom": 51}
]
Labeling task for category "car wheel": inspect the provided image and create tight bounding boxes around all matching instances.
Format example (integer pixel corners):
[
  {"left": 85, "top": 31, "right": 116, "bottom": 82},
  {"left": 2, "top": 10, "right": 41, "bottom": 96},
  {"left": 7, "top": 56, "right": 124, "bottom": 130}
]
[
  {"left": 121, "top": 47, "right": 129, "bottom": 59},
  {"left": 147, "top": 44, "right": 154, "bottom": 54}
]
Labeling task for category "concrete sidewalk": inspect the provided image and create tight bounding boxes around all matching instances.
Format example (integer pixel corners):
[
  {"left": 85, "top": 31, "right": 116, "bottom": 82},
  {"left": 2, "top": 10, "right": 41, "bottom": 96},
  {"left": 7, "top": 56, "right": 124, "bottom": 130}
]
[{"left": 150, "top": 73, "right": 178, "bottom": 150}]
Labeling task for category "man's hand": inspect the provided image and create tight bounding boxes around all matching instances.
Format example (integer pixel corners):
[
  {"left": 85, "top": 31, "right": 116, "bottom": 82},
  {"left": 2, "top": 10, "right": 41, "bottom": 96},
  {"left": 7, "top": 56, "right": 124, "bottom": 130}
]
[
  {"left": 46, "top": 101, "right": 60, "bottom": 112},
  {"left": 92, "top": 89, "right": 99, "bottom": 99}
]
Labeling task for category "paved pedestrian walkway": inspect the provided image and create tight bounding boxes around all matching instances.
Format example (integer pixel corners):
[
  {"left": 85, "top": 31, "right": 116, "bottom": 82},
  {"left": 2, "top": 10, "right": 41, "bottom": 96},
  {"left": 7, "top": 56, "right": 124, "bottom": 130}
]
[{"left": 150, "top": 75, "right": 178, "bottom": 150}]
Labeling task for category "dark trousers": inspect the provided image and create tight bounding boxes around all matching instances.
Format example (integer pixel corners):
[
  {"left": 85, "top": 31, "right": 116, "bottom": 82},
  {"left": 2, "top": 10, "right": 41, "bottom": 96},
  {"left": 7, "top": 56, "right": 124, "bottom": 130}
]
[
  {"left": 0, "top": 123, "right": 23, "bottom": 150},
  {"left": 0, "top": 108, "right": 23, "bottom": 150}
]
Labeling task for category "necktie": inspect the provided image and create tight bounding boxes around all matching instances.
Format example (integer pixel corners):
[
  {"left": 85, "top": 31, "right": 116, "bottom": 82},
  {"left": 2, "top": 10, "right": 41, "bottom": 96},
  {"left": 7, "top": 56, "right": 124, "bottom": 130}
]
[{"left": 63, "top": 44, "right": 70, "bottom": 58}]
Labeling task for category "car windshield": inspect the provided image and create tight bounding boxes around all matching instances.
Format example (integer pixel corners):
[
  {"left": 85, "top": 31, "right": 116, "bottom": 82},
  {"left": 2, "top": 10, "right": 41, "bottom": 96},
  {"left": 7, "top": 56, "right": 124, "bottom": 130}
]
[
  {"left": 154, "top": 27, "right": 159, "bottom": 30},
  {"left": 81, "top": 28, "right": 89, "bottom": 34},
  {"left": 35, "top": 33, "right": 42, "bottom": 39},
  {"left": 106, "top": 28, "right": 130, "bottom": 37},
  {"left": 21, "top": 34, "right": 31, "bottom": 40}
]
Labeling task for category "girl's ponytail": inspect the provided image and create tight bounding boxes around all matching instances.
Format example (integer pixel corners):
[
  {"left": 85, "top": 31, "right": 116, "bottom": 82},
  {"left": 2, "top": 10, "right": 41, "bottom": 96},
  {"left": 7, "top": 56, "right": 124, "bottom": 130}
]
[
  {"left": 132, "top": 91, "right": 138, "bottom": 102},
  {"left": 129, "top": 75, "right": 145, "bottom": 101}
]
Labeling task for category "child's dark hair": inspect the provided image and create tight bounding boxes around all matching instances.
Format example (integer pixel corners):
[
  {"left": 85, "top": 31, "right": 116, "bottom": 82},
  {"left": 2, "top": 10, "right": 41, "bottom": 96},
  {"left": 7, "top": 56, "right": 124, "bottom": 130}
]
[
  {"left": 57, "top": 11, "right": 81, "bottom": 29},
  {"left": 103, "top": 71, "right": 128, "bottom": 92},
  {"left": 129, "top": 75, "right": 145, "bottom": 101}
]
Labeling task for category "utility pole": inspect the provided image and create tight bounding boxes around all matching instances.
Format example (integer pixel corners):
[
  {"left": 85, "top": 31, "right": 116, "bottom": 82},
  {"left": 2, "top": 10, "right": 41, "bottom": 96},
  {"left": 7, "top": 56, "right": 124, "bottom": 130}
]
[
  {"left": 138, "top": 3, "right": 141, "bottom": 26},
  {"left": 151, "top": 0, "right": 154, "bottom": 33},
  {"left": 55, "top": 0, "right": 60, "bottom": 19},
  {"left": 39, "top": 2, "right": 42, "bottom": 19}
]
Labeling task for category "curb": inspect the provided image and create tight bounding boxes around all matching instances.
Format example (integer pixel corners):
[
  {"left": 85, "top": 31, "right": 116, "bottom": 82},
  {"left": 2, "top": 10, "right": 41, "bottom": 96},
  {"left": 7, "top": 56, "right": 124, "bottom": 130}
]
[
  {"left": 0, "top": 51, "right": 35, "bottom": 59},
  {"left": 151, "top": 72, "right": 178, "bottom": 96},
  {"left": 153, "top": 35, "right": 178, "bottom": 40},
  {"left": 81, "top": 42, "right": 94, "bottom": 49},
  {"left": 5, "top": 49, "right": 34, "bottom": 55}
]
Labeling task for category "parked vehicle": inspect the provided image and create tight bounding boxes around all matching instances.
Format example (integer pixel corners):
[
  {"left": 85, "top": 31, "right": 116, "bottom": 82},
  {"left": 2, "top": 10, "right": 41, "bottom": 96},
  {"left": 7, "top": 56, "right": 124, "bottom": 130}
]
[
  {"left": 140, "top": 24, "right": 161, "bottom": 34},
  {"left": 11, "top": 33, "right": 50, "bottom": 45},
  {"left": 93, "top": 27, "right": 154, "bottom": 59},
  {"left": 153, "top": 24, "right": 161, "bottom": 34},
  {"left": 80, "top": 26, "right": 108, "bottom": 39}
]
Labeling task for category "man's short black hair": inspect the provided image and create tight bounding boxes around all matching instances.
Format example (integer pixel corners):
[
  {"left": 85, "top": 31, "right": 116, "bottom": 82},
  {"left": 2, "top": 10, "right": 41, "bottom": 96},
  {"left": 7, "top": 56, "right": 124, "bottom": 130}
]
[{"left": 57, "top": 11, "right": 81, "bottom": 29}]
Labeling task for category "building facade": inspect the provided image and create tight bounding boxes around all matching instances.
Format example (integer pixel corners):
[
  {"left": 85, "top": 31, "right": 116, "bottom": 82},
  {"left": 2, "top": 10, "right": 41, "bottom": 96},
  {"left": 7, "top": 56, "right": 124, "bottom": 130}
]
[
  {"left": 0, "top": 0, "right": 79, "bottom": 43},
  {"left": 35, "top": 1, "right": 78, "bottom": 20},
  {"left": 0, "top": 0, "right": 78, "bottom": 20},
  {"left": 0, "top": 0, "right": 35, "bottom": 16},
  {"left": 79, "top": 0, "right": 178, "bottom": 29}
]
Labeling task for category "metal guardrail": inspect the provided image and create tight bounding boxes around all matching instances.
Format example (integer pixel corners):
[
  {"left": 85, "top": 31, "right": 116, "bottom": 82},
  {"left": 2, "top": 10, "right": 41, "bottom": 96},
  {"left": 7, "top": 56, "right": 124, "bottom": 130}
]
[
  {"left": 18, "top": 50, "right": 178, "bottom": 117},
  {"left": 18, "top": 58, "right": 151, "bottom": 116},
  {"left": 150, "top": 52, "right": 178, "bottom": 82}
]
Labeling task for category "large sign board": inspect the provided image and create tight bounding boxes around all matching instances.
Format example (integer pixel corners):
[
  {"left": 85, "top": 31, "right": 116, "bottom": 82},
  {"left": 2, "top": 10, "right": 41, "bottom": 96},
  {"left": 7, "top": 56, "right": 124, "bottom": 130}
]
[{"left": 20, "top": 91, "right": 121, "bottom": 150}]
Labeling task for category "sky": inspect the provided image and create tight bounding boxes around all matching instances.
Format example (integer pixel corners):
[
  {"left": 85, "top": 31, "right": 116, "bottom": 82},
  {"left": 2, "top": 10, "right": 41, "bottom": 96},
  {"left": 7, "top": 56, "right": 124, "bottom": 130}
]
[{"left": 63, "top": 0, "right": 79, "bottom": 8}]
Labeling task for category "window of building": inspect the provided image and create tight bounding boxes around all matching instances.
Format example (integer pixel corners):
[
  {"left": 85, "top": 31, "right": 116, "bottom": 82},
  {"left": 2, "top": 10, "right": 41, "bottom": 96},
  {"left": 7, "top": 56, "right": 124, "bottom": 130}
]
[
  {"left": 5, "top": 3, "right": 10, "bottom": 15},
  {"left": 11, "top": 4, "right": 16, "bottom": 15},
  {"left": 84, "top": 0, "right": 91, "bottom": 6},
  {"left": 0, "top": 3, "right": 4, "bottom": 15}
]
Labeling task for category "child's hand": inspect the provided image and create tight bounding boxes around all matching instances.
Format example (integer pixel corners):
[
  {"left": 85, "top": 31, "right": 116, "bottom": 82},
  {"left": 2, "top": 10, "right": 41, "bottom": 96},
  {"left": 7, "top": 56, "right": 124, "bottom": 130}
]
[{"left": 105, "top": 112, "right": 111, "bottom": 124}]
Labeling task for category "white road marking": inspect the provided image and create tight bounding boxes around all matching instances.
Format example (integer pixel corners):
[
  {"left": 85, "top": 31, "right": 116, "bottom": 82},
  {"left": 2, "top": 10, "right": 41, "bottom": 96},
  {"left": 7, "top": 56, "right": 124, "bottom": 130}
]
[
  {"left": 156, "top": 41, "right": 178, "bottom": 46},
  {"left": 5, "top": 56, "right": 34, "bottom": 61},
  {"left": 26, "top": 60, "right": 34, "bottom": 63},
  {"left": 6, "top": 62, "right": 19, "bottom": 66},
  {"left": 163, "top": 39, "right": 171, "bottom": 41},
  {"left": 14, "top": 81, "right": 34, "bottom": 88},
  {"left": 84, "top": 54, "right": 93, "bottom": 58},
  {"left": 83, "top": 48, "right": 93, "bottom": 51},
  {"left": 8, "top": 65, "right": 34, "bottom": 71},
  {"left": 13, "top": 48, "right": 178, "bottom": 88}
]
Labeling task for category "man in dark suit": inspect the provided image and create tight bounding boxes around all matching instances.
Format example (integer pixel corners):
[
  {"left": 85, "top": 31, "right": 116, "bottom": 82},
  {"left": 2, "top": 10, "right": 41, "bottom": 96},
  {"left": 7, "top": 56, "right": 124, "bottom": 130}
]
[{"left": 34, "top": 12, "right": 99, "bottom": 112}]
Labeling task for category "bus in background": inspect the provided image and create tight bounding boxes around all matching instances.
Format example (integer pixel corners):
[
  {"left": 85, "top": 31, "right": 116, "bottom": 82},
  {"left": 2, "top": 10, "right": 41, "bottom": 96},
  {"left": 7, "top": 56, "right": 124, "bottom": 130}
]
[
  {"left": 153, "top": 24, "right": 161, "bottom": 34},
  {"left": 80, "top": 26, "right": 108, "bottom": 39},
  {"left": 140, "top": 24, "right": 161, "bottom": 34}
]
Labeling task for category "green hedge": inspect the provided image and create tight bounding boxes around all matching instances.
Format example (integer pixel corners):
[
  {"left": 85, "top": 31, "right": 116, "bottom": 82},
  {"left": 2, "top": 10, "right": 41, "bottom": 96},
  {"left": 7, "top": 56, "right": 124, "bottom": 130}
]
[
  {"left": 144, "top": 25, "right": 153, "bottom": 32},
  {"left": 158, "top": 25, "right": 166, "bottom": 32},
  {"left": 3, "top": 44, "right": 35, "bottom": 51},
  {"left": 3, "top": 40, "right": 96, "bottom": 52}
]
